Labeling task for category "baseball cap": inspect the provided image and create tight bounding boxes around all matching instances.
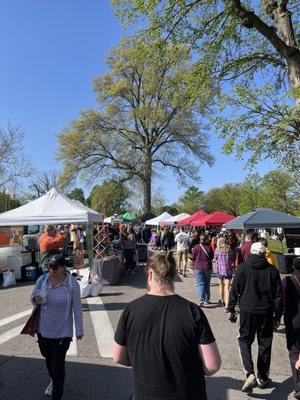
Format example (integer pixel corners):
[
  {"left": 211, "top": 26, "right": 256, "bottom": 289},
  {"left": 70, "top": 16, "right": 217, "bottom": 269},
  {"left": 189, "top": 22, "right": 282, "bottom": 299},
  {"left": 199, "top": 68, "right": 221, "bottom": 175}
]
[
  {"left": 250, "top": 242, "right": 266, "bottom": 255},
  {"left": 47, "top": 254, "right": 66, "bottom": 269}
]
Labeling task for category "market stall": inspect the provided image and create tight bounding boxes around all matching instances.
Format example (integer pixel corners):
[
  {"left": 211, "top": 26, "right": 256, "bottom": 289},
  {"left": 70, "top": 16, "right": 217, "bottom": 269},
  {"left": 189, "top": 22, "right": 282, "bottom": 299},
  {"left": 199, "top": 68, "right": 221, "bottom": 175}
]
[
  {"left": 0, "top": 188, "right": 115, "bottom": 288},
  {"left": 191, "top": 211, "right": 235, "bottom": 227},
  {"left": 223, "top": 208, "right": 300, "bottom": 273},
  {"left": 162, "top": 213, "right": 190, "bottom": 226},
  {"left": 177, "top": 210, "right": 207, "bottom": 226},
  {"left": 145, "top": 212, "right": 172, "bottom": 226},
  {"left": 222, "top": 208, "right": 300, "bottom": 230}
]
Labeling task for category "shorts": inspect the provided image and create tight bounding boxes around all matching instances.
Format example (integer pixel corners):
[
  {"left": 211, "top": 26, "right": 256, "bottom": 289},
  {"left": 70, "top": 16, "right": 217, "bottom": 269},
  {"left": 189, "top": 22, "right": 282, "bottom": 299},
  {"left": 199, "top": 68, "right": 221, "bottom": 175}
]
[{"left": 217, "top": 273, "right": 232, "bottom": 280}]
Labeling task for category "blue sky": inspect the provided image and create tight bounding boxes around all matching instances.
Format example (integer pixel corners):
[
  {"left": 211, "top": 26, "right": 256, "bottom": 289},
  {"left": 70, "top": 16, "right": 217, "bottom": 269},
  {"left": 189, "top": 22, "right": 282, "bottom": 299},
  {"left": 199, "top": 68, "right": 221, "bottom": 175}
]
[{"left": 0, "top": 0, "right": 277, "bottom": 204}]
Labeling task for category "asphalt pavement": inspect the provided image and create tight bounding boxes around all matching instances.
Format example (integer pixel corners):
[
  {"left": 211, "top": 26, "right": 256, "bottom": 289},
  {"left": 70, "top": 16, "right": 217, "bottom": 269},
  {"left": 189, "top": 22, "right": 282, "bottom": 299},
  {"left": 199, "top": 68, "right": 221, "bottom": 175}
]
[{"left": 0, "top": 265, "right": 295, "bottom": 400}]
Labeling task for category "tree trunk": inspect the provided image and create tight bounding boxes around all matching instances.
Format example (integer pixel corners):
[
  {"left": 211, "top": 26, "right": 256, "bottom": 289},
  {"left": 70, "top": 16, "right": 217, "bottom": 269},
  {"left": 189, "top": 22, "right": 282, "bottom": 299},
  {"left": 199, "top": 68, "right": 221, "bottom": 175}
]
[
  {"left": 143, "top": 150, "right": 152, "bottom": 213},
  {"left": 143, "top": 176, "right": 152, "bottom": 214}
]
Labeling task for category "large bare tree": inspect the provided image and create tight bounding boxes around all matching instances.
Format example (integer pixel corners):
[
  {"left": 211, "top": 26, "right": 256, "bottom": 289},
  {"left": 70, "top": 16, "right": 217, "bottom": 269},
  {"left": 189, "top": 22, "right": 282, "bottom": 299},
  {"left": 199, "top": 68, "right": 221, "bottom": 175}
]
[{"left": 0, "top": 125, "right": 33, "bottom": 190}]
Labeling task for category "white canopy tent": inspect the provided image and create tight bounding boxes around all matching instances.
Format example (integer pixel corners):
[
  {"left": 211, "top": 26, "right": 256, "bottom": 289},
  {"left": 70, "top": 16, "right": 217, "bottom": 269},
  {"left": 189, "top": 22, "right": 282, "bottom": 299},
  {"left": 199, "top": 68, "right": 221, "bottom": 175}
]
[
  {"left": 103, "top": 214, "right": 123, "bottom": 224},
  {"left": 145, "top": 212, "right": 172, "bottom": 226},
  {"left": 162, "top": 213, "right": 191, "bottom": 225},
  {"left": 0, "top": 188, "right": 102, "bottom": 226}
]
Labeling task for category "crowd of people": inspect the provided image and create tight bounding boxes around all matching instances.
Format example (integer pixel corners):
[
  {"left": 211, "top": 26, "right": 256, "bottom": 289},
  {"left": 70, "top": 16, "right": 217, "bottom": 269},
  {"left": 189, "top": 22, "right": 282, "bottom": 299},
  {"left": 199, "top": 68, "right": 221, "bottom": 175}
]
[{"left": 27, "top": 223, "right": 299, "bottom": 400}]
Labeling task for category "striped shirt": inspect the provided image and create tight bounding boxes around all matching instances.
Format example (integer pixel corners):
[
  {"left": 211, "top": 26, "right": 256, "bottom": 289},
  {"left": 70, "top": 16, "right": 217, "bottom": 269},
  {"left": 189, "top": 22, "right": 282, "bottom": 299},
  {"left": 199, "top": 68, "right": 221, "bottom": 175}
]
[
  {"left": 30, "top": 274, "right": 84, "bottom": 339},
  {"left": 214, "top": 248, "right": 234, "bottom": 277}
]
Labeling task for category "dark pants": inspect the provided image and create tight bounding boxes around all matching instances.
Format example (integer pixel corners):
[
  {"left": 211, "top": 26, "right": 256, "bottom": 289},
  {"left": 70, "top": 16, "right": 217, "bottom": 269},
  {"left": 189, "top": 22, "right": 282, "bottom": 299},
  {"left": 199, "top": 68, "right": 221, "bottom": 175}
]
[
  {"left": 38, "top": 333, "right": 71, "bottom": 400},
  {"left": 286, "top": 327, "right": 300, "bottom": 393},
  {"left": 238, "top": 312, "right": 273, "bottom": 380},
  {"left": 124, "top": 249, "right": 134, "bottom": 272},
  {"left": 164, "top": 244, "right": 172, "bottom": 251}
]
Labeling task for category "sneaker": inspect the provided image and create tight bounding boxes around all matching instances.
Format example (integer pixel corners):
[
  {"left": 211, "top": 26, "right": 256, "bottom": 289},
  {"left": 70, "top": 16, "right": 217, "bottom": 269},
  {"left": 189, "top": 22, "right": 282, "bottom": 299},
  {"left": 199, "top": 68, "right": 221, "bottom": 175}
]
[
  {"left": 218, "top": 299, "right": 224, "bottom": 307},
  {"left": 199, "top": 300, "right": 205, "bottom": 307},
  {"left": 178, "top": 270, "right": 183, "bottom": 275},
  {"left": 256, "top": 377, "right": 270, "bottom": 389},
  {"left": 204, "top": 301, "right": 211, "bottom": 305},
  {"left": 44, "top": 379, "right": 53, "bottom": 396},
  {"left": 242, "top": 374, "right": 257, "bottom": 392},
  {"left": 182, "top": 273, "right": 187, "bottom": 277}
]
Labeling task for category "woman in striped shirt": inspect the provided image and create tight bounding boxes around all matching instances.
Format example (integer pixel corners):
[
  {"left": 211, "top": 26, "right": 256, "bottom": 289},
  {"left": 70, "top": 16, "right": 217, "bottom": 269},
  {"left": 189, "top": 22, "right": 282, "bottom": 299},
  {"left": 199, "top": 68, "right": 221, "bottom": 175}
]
[
  {"left": 31, "top": 254, "right": 84, "bottom": 400},
  {"left": 214, "top": 238, "right": 235, "bottom": 311}
]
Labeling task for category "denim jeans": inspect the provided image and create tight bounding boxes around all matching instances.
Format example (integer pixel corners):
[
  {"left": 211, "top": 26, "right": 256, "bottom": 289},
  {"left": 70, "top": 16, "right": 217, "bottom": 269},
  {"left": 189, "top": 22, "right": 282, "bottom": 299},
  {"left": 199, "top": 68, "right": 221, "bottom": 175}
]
[{"left": 195, "top": 269, "right": 212, "bottom": 302}]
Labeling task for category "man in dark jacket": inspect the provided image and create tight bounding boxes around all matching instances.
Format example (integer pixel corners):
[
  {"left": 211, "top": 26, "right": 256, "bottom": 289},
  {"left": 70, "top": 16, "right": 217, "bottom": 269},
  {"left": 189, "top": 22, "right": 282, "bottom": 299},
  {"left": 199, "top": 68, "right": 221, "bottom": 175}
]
[{"left": 228, "top": 242, "right": 283, "bottom": 393}]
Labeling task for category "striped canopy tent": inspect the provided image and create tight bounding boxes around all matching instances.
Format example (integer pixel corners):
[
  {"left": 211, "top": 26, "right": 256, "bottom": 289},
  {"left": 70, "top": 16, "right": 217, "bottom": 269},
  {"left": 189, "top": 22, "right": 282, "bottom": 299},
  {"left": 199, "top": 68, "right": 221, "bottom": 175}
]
[
  {"left": 191, "top": 211, "right": 235, "bottom": 227},
  {"left": 177, "top": 210, "right": 207, "bottom": 226},
  {"left": 161, "top": 213, "right": 191, "bottom": 226}
]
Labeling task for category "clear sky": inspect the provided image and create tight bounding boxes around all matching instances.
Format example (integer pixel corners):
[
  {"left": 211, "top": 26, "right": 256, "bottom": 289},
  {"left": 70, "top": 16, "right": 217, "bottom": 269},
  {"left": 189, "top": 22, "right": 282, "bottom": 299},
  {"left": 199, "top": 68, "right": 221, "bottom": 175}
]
[{"left": 0, "top": 0, "right": 277, "bottom": 204}]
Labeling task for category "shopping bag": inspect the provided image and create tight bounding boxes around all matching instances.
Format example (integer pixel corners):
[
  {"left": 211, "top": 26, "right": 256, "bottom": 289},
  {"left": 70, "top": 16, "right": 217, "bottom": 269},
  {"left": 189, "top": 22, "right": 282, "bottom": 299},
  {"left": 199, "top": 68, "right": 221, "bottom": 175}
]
[
  {"left": 2, "top": 270, "right": 16, "bottom": 287},
  {"left": 20, "top": 307, "right": 39, "bottom": 337}
]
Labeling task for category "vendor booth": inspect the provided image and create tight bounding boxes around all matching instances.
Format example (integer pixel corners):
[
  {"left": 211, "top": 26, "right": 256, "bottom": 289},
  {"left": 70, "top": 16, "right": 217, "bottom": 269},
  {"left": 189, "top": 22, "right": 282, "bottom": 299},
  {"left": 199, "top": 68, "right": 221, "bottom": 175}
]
[
  {"left": 145, "top": 212, "right": 172, "bottom": 226},
  {"left": 223, "top": 208, "right": 300, "bottom": 273},
  {"left": 177, "top": 210, "right": 207, "bottom": 226},
  {"left": 162, "top": 213, "right": 190, "bottom": 225},
  {"left": 223, "top": 208, "right": 300, "bottom": 230},
  {"left": 0, "top": 188, "right": 123, "bottom": 290},
  {"left": 191, "top": 211, "right": 235, "bottom": 227}
]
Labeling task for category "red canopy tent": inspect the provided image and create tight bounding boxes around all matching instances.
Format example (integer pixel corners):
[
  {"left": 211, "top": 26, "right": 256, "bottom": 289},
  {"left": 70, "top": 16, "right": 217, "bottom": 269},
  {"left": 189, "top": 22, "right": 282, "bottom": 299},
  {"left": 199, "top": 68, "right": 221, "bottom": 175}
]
[
  {"left": 177, "top": 210, "right": 207, "bottom": 226},
  {"left": 191, "top": 211, "right": 235, "bottom": 227}
]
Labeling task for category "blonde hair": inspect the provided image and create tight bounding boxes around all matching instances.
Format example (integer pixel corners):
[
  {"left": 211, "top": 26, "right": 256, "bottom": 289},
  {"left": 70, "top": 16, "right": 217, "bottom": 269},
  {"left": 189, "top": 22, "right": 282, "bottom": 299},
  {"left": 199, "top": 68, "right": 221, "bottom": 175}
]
[
  {"left": 146, "top": 251, "right": 176, "bottom": 288},
  {"left": 217, "top": 237, "right": 230, "bottom": 252}
]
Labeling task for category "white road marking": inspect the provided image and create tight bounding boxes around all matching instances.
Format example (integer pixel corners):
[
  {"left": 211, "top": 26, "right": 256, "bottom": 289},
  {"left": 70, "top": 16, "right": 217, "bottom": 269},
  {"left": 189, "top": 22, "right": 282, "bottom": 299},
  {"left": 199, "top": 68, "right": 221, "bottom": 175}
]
[
  {"left": 0, "top": 324, "right": 23, "bottom": 346},
  {"left": 0, "top": 309, "right": 32, "bottom": 328},
  {"left": 86, "top": 297, "right": 114, "bottom": 358}
]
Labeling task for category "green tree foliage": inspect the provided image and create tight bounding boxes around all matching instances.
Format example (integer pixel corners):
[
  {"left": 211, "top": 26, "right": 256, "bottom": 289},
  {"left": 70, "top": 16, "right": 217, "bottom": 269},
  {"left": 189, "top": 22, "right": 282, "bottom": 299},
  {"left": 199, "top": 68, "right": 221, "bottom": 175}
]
[
  {"left": 260, "top": 170, "right": 299, "bottom": 214},
  {"left": 0, "top": 192, "right": 21, "bottom": 213},
  {"left": 87, "top": 180, "right": 130, "bottom": 215},
  {"left": 57, "top": 36, "right": 214, "bottom": 213},
  {"left": 200, "top": 170, "right": 299, "bottom": 216},
  {"left": 112, "top": 0, "right": 300, "bottom": 170},
  {"left": 239, "top": 173, "right": 263, "bottom": 214},
  {"left": 202, "top": 184, "right": 241, "bottom": 215},
  {"left": 66, "top": 188, "right": 86, "bottom": 205},
  {"left": 177, "top": 186, "right": 204, "bottom": 215}
]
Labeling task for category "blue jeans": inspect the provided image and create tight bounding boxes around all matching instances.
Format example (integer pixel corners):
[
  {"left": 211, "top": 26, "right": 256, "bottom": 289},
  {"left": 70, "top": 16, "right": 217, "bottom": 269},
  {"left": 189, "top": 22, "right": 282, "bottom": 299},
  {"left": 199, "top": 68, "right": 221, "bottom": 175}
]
[{"left": 195, "top": 269, "right": 212, "bottom": 302}]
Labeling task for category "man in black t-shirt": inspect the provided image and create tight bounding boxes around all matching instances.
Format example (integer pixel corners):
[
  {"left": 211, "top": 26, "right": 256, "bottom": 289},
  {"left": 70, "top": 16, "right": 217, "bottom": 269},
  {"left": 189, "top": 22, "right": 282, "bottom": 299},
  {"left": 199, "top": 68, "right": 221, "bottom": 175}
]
[{"left": 114, "top": 251, "right": 221, "bottom": 400}]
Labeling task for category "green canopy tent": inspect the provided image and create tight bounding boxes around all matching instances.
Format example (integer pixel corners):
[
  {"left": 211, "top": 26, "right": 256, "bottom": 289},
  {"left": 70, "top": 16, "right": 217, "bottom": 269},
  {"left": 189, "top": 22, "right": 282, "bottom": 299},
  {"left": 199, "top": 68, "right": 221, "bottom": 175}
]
[{"left": 122, "top": 212, "right": 137, "bottom": 223}]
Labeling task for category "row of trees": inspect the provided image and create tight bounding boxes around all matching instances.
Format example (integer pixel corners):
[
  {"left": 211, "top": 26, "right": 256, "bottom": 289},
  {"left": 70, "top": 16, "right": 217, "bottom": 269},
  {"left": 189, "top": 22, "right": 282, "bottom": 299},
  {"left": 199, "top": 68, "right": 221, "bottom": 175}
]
[{"left": 0, "top": 168, "right": 298, "bottom": 217}]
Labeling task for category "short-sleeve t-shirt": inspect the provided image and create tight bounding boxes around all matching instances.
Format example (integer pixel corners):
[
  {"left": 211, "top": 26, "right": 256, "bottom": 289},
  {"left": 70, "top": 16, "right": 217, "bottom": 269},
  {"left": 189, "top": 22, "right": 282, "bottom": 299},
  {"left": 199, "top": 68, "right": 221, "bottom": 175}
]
[{"left": 115, "top": 294, "right": 215, "bottom": 400}]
